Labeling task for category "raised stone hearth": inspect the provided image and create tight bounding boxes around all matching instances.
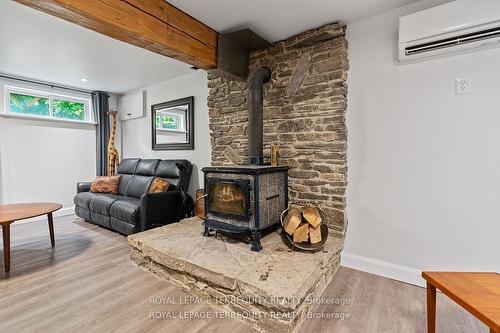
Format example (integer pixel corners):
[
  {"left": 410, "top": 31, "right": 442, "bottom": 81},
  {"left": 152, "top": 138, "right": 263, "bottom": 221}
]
[
  {"left": 128, "top": 217, "right": 344, "bottom": 333},
  {"left": 128, "top": 22, "right": 349, "bottom": 333}
]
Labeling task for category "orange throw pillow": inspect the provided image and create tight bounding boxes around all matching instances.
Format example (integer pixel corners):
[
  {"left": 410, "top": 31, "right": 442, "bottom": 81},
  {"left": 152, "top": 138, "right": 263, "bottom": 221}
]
[
  {"left": 149, "top": 177, "right": 170, "bottom": 193},
  {"left": 90, "top": 176, "right": 121, "bottom": 194}
]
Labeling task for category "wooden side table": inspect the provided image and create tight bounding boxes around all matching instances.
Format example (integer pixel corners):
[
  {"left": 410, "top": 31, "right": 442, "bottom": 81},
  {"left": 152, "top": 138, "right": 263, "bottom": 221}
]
[
  {"left": 422, "top": 271, "right": 500, "bottom": 333},
  {"left": 0, "top": 202, "right": 62, "bottom": 272}
]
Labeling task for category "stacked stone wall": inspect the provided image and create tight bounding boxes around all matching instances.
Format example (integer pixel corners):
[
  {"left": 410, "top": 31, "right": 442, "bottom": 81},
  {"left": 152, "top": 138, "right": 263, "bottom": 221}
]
[{"left": 207, "top": 23, "right": 348, "bottom": 231}]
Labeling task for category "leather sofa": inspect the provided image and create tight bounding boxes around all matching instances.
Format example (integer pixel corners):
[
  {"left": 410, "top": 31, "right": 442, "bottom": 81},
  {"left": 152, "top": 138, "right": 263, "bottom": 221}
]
[{"left": 74, "top": 158, "right": 193, "bottom": 235}]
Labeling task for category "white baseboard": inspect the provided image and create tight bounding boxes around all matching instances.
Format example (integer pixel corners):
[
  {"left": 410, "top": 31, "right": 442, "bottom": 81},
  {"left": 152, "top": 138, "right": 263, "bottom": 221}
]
[
  {"left": 14, "top": 206, "right": 75, "bottom": 224},
  {"left": 341, "top": 252, "right": 425, "bottom": 287}
]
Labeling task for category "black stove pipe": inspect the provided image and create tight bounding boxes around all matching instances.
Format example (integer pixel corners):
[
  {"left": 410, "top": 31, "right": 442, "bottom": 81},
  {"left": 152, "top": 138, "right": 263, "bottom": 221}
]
[{"left": 247, "top": 67, "right": 271, "bottom": 165}]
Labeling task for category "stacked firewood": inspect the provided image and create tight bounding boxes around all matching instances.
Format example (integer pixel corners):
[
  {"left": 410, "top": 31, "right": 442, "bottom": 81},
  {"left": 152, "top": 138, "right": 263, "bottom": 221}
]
[{"left": 283, "top": 206, "right": 322, "bottom": 244}]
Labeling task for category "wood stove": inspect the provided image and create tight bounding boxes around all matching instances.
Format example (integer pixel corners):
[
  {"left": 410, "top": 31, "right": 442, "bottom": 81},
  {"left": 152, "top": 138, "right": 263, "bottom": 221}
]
[{"left": 202, "top": 165, "right": 288, "bottom": 251}]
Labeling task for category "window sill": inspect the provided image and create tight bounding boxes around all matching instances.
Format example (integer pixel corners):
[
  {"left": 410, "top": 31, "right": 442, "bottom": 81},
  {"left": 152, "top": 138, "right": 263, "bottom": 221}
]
[
  {"left": 156, "top": 128, "right": 188, "bottom": 134},
  {"left": 0, "top": 112, "right": 97, "bottom": 125}
]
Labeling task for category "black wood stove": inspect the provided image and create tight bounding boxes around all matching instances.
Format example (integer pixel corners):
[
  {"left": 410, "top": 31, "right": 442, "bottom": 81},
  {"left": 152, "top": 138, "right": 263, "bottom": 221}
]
[{"left": 202, "top": 165, "right": 288, "bottom": 251}]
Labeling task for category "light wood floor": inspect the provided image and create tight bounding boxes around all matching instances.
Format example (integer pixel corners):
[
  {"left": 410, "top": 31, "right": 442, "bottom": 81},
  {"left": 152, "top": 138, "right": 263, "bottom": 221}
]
[{"left": 0, "top": 215, "right": 488, "bottom": 333}]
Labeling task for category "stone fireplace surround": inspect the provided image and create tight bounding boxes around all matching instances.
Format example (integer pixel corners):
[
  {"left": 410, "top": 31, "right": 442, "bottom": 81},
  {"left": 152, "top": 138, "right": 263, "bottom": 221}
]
[
  {"left": 207, "top": 22, "right": 348, "bottom": 234},
  {"left": 129, "top": 23, "right": 348, "bottom": 333}
]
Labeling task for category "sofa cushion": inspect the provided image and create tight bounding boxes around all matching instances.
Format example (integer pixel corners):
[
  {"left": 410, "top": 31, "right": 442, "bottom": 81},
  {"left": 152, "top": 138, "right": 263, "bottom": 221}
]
[
  {"left": 155, "top": 159, "right": 191, "bottom": 191},
  {"left": 156, "top": 160, "right": 181, "bottom": 179},
  {"left": 156, "top": 161, "right": 180, "bottom": 190},
  {"left": 110, "top": 198, "right": 141, "bottom": 225},
  {"left": 127, "top": 175, "right": 154, "bottom": 199},
  {"left": 117, "top": 158, "right": 140, "bottom": 175},
  {"left": 75, "top": 206, "right": 91, "bottom": 221},
  {"left": 117, "top": 174, "right": 134, "bottom": 196},
  {"left": 89, "top": 194, "right": 122, "bottom": 216},
  {"left": 135, "top": 159, "right": 160, "bottom": 176},
  {"left": 74, "top": 192, "right": 96, "bottom": 210},
  {"left": 90, "top": 211, "right": 111, "bottom": 228}
]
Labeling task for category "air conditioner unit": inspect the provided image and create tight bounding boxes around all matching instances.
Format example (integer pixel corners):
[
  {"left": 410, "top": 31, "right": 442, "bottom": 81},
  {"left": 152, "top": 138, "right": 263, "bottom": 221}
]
[{"left": 399, "top": 0, "right": 500, "bottom": 62}]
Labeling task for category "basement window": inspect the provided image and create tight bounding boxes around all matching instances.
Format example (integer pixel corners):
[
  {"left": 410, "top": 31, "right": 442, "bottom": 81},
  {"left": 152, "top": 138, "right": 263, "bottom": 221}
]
[
  {"left": 155, "top": 109, "right": 187, "bottom": 133},
  {"left": 4, "top": 86, "right": 92, "bottom": 123}
]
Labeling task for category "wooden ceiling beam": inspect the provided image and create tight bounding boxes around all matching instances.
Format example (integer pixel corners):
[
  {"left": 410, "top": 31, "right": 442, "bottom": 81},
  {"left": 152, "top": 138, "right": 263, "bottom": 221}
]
[{"left": 13, "top": 0, "right": 218, "bottom": 70}]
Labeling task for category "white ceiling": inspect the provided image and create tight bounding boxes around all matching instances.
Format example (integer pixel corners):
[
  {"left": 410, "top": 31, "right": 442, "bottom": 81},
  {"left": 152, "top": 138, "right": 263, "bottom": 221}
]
[
  {"left": 168, "top": 0, "right": 425, "bottom": 42},
  {"left": 0, "top": 0, "right": 442, "bottom": 94},
  {"left": 0, "top": 1, "right": 193, "bottom": 94}
]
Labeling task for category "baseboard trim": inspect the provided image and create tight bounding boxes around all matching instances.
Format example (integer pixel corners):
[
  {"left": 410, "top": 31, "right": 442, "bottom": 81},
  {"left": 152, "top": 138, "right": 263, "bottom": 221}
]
[
  {"left": 14, "top": 206, "right": 75, "bottom": 224},
  {"left": 341, "top": 252, "right": 424, "bottom": 287}
]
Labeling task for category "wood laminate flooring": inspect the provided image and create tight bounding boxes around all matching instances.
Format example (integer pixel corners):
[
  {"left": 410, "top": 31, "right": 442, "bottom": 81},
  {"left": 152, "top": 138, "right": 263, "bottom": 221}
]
[{"left": 0, "top": 215, "right": 489, "bottom": 333}]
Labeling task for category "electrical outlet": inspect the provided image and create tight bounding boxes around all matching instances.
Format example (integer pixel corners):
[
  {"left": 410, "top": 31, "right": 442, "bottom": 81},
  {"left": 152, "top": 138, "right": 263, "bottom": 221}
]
[{"left": 455, "top": 77, "right": 471, "bottom": 95}]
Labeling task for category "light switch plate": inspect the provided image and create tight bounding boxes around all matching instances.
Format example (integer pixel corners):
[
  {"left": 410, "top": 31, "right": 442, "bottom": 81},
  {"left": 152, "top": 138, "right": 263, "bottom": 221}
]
[{"left": 455, "top": 77, "right": 471, "bottom": 95}]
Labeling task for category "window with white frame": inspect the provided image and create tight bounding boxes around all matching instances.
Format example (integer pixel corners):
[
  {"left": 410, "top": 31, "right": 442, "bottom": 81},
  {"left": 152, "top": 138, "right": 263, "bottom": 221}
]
[
  {"left": 155, "top": 106, "right": 187, "bottom": 132},
  {"left": 4, "top": 85, "right": 92, "bottom": 123}
]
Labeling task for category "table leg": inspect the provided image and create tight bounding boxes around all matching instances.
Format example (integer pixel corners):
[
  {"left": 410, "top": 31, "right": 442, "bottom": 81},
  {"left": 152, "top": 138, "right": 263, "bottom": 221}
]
[
  {"left": 47, "top": 213, "right": 55, "bottom": 247},
  {"left": 427, "top": 282, "right": 436, "bottom": 333},
  {"left": 2, "top": 223, "right": 10, "bottom": 273}
]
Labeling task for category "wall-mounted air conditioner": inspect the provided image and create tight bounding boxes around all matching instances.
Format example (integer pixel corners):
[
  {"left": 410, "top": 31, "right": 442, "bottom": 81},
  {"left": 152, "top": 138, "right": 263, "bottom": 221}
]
[
  {"left": 399, "top": 0, "right": 500, "bottom": 62},
  {"left": 118, "top": 90, "right": 146, "bottom": 121}
]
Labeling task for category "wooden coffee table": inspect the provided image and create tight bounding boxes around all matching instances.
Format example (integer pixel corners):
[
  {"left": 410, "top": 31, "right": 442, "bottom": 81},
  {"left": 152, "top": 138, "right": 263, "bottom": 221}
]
[
  {"left": 423, "top": 271, "right": 500, "bottom": 333},
  {"left": 0, "top": 202, "right": 62, "bottom": 272}
]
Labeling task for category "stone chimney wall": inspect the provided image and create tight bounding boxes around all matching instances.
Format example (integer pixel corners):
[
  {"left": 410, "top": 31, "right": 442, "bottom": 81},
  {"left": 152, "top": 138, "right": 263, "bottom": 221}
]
[{"left": 207, "top": 23, "right": 349, "bottom": 232}]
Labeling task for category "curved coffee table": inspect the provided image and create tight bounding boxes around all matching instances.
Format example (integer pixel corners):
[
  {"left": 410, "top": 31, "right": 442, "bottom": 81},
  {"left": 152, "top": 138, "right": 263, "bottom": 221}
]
[{"left": 0, "top": 202, "right": 62, "bottom": 272}]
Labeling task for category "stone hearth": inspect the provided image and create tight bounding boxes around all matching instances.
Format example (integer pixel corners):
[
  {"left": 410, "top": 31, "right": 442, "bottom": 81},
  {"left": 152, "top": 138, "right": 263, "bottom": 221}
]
[
  {"left": 128, "top": 22, "right": 349, "bottom": 333},
  {"left": 128, "top": 217, "right": 344, "bottom": 333}
]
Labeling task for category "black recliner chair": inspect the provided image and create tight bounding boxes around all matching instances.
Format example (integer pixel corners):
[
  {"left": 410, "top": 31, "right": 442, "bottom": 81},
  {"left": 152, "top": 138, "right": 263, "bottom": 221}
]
[{"left": 74, "top": 158, "right": 193, "bottom": 235}]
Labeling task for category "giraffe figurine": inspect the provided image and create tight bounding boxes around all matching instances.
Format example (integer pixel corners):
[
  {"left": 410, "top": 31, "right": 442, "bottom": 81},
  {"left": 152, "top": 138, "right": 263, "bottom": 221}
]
[{"left": 107, "top": 111, "right": 120, "bottom": 176}]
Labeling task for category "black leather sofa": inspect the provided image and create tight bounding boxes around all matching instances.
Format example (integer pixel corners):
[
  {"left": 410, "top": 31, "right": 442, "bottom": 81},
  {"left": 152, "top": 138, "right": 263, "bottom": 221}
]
[{"left": 74, "top": 158, "right": 193, "bottom": 235}]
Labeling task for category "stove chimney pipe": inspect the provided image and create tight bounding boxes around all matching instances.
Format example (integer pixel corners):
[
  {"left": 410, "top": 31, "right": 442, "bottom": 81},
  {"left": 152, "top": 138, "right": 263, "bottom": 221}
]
[{"left": 247, "top": 67, "right": 271, "bottom": 165}]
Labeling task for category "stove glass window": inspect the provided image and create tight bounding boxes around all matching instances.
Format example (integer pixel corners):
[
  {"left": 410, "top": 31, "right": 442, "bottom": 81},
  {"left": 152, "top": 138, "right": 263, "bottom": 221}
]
[{"left": 208, "top": 181, "right": 247, "bottom": 217}]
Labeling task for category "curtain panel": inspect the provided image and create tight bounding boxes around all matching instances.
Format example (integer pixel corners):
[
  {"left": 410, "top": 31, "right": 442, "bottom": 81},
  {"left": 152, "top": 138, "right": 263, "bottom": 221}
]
[{"left": 92, "top": 91, "right": 110, "bottom": 176}]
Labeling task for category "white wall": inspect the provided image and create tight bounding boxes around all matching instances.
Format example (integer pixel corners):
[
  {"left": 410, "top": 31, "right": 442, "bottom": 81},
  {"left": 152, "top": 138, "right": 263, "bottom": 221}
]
[
  {"left": 120, "top": 70, "right": 211, "bottom": 197},
  {"left": 0, "top": 79, "right": 96, "bottom": 210},
  {"left": 345, "top": 0, "right": 500, "bottom": 285}
]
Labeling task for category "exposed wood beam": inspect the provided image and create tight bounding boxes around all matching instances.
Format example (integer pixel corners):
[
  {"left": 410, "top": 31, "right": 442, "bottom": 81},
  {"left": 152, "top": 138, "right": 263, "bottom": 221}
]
[{"left": 13, "top": 0, "right": 218, "bottom": 70}]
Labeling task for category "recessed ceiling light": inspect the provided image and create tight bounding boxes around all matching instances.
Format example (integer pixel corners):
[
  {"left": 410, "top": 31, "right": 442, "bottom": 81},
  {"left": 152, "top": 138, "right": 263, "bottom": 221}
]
[{"left": 80, "top": 78, "right": 88, "bottom": 82}]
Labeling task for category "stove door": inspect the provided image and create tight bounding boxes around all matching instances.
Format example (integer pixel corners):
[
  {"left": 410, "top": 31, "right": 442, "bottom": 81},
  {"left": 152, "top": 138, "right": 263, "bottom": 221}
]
[{"left": 206, "top": 178, "right": 250, "bottom": 221}]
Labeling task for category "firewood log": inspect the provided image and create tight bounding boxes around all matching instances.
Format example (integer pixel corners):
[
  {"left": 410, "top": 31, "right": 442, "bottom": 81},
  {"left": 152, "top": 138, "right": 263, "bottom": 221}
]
[
  {"left": 301, "top": 206, "right": 322, "bottom": 228},
  {"left": 309, "top": 225, "right": 322, "bottom": 244},
  {"left": 293, "top": 223, "right": 309, "bottom": 243},
  {"left": 283, "top": 208, "right": 302, "bottom": 235}
]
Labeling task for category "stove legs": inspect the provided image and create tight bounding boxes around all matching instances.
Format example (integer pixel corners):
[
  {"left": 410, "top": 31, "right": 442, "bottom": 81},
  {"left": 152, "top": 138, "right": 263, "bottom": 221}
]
[
  {"left": 251, "top": 230, "right": 262, "bottom": 252},
  {"left": 204, "top": 226, "right": 262, "bottom": 252}
]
